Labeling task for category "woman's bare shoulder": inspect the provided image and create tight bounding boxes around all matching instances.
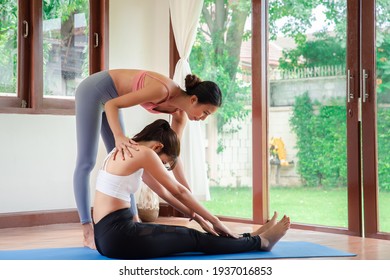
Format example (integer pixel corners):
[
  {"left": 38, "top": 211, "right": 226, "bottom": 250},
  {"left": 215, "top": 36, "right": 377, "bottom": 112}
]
[
  {"left": 130, "top": 145, "right": 157, "bottom": 161},
  {"left": 135, "top": 146, "right": 164, "bottom": 169},
  {"left": 105, "top": 145, "right": 155, "bottom": 175}
]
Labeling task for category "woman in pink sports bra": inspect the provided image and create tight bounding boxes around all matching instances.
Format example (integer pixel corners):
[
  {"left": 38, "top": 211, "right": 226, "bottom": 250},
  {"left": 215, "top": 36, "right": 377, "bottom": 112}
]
[{"left": 73, "top": 68, "right": 222, "bottom": 249}]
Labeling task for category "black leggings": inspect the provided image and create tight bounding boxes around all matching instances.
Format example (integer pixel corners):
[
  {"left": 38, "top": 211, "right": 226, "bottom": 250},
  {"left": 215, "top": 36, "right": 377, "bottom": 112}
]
[{"left": 94, "top": 208, "right": 261, "bottom": 259}]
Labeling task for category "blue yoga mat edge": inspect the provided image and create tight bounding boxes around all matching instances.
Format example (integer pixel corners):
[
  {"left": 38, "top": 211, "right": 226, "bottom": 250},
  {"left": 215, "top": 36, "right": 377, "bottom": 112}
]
[{"left": 0, "top": 241, "right": 356, "bottom": 260}]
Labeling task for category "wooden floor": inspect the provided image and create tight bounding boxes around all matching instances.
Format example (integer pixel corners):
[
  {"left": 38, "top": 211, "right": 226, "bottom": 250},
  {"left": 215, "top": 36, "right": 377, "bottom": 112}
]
[{"left": 1, "top": 217, "right": 390, "bottom": 260}]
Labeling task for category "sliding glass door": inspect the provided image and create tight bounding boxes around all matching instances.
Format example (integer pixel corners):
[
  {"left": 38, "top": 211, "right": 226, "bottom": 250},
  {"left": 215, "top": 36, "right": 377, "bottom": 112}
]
[
  {"left": 187, "top": 0, "right": 390, "bottom": 239},
  {"left": 362, "top": 0, "right": 390, "bottom": 238},
  {"left": 265, "top": 0, "right": 390, "bottom": 238},
  {"left": 267, "top": 0, "right": 349, "bottom": 228},
  {"left": 376, "top": 0, "right": 390, "bottom": 234}
]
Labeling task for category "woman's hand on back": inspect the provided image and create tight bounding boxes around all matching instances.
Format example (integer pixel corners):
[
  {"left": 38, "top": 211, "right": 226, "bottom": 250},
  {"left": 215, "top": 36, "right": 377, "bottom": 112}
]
[{"left": 113, "top": 135, "right": 139, "bottom": 160}]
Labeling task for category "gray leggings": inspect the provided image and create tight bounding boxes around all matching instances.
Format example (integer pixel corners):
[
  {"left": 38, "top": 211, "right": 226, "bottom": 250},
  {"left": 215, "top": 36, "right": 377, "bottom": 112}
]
[{"left": 73, "top": 71, "right": 138, "bottom": 224}]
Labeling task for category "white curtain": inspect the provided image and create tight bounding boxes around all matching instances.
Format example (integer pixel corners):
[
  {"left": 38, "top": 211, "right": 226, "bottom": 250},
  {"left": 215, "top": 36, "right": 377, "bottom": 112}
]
[{"left": 169, "top": 0, "right": 210, "bottom": 200}]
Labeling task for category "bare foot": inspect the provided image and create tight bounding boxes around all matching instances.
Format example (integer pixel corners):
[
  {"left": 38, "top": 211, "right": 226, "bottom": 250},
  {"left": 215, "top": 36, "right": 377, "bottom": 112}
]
[
  {"left": 259, "top": 215, "right": 290, "bottom": 251},
  {"left": 250, "top": 211, "right": 278, "bottom": 236},
  {"left": 82, "top": 223, "right": 96, "bottom": 250}
]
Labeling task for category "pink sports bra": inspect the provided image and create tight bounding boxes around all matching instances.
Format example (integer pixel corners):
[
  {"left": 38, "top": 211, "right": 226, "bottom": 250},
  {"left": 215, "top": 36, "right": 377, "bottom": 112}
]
[
  {"left": 95, "top": 149, "right": 143, "bottom": 201},
  {"left": 133, "top": 71, "right": 180, "bottom": 114}
]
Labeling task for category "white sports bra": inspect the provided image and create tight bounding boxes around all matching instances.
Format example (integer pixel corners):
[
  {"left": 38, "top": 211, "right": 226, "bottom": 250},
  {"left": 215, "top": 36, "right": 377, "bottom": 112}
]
[{"left": 95, "top": 150, "right": 144, "bottom": 202}]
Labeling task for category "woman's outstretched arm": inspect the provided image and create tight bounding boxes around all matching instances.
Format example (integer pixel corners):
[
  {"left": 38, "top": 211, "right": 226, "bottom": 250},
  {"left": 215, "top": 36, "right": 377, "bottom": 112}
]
[
  {"left": 142, "top": 171, "right": 218, "bottom": 235},
  {"left": 169, "top": 111, "right": 192, "bottom": 191},
  {"left": 142, "top": 149, "right": 238, "bottom": 238}
]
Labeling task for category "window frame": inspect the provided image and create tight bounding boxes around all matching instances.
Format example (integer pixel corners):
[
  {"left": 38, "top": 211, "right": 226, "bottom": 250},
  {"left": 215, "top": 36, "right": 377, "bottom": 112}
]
[{"left": 0, "top": 0, "right": 109, "bottom": 115}]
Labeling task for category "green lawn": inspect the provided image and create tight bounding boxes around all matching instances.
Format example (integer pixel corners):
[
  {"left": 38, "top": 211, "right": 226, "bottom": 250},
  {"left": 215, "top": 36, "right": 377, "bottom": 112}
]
[{"left": 200, "top": 186, "right": 390, "bottom": 232}]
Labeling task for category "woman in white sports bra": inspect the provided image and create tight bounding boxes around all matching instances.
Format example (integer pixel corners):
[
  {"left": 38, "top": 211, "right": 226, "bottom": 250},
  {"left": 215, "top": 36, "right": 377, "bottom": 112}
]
[{"left": 92, "top": 119, "right": 290, "bottom": 259}]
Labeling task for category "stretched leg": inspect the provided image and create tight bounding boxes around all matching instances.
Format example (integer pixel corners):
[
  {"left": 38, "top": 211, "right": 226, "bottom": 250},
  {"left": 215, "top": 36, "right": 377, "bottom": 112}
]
[
  {"left": 95, "top": 209, "right": 289, "bottom": 260},
  {"left": 73, "top": 83, "right": 103, "bottom": 249},
  {"left": 101, "top": 111, "right": 140, "bottom": 221},
  {"left": 97, "top": 221, "right": 262, "bottom": 260},
  {"left": 258, "top": 215, "right": 290, "bottom": 251}
]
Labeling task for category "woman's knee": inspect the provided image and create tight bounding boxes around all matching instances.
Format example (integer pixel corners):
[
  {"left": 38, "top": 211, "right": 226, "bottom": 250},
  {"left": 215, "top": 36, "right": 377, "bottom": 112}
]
[{"left": 76, "top": 158, "right": 97, "bottom": 174}]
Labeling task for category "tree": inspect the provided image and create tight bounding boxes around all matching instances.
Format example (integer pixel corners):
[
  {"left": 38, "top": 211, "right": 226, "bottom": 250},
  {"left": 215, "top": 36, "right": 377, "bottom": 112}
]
[
  {"left": 0, "top": 1, "right": 17, "bottom": 92},
  {"left": 280, "top": 0, "right": 390, "bottom": 189},
  {"left": 278, "top": 33, "right": 346, "bottom": 70},
  {"left": 275, "top": 0, "right": 390, "bottom": 100},
  {"left": 290, "top": 93, "right": 347, "bottom": 188},
  {"left": 0, "top": 0, "right": 89, "bottom": 93},
  {"left": 190, "top": 0, "right": 252, "bottom": 132},
  {"left": 190, "top": 0, "right": 350, "bottom": 132}
]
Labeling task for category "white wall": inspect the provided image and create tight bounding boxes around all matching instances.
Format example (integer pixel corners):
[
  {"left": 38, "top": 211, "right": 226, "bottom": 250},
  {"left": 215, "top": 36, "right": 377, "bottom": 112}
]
[
  {"left": 0, "top": 0, "right": 170, "bottom": 215},
  {"left": 0, "top": 115, "right": 77, "bottom": 212},
  {"left": 109, "top": 0, "right": 170, "bottom": 136}
]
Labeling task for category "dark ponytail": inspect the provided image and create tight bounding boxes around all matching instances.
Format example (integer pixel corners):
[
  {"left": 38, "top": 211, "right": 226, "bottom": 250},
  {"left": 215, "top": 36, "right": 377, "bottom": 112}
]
[
  {"left": 184, "top": 74, "right": 222, "bottom": 107},
  {"left": 132, "top": 119, "right": 180, "bottom": 170}
]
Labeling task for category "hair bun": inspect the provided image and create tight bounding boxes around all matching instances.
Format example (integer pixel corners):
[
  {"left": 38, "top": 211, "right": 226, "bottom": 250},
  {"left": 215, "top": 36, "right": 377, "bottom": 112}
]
[
  {"left": 160, "top": 119, "right": 170, "bottom": 131},
  {"left": 185, "top": 74, "right": 202, "bottom": 90}
]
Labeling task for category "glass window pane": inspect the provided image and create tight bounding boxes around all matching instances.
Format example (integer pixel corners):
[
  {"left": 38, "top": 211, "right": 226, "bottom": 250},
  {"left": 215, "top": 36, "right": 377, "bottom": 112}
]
[
  {"left": 376, "top": 1, "right": 390, "bottom": 233},
  {"left": 268, "top": 1, "right": 348, "bottom": 227},
  {"left": 0, "top": 1, "right": 18, "bottom": 96},
  {"left": 43, "top": 0, "right": 89, "bottom": 98},
  {"left": 193, "top": 1, "right": 253, "bottom": 219}
]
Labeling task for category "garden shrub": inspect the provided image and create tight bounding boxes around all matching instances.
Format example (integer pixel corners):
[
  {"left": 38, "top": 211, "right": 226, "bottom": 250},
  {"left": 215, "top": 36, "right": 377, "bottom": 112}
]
[{"left": 291, "top": 92, "right": 390, "bottom": 190}]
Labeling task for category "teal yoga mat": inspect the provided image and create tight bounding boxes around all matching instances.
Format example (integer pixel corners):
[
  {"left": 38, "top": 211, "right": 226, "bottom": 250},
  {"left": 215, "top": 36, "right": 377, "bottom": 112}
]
[{"left": 0, "top": 241, "right": 356, "bottom": 260}]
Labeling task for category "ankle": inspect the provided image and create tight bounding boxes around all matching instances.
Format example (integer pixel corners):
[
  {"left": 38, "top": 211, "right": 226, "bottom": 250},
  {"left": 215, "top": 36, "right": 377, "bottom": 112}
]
[{"left": 260, "top": 236, "right": 270, "bottom": 251}]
